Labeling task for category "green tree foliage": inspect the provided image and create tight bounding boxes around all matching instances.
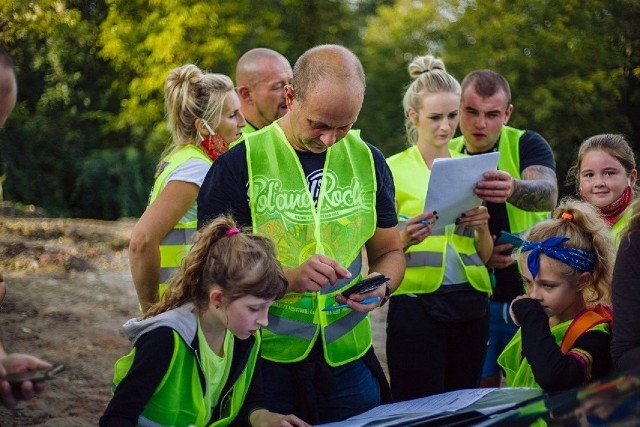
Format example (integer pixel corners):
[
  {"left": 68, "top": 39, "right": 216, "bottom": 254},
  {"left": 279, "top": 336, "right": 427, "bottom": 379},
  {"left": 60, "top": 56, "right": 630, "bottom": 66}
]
[
  {"left": 358, "top": 0, "right": 640, "bottom": 198},
  {"left": 358, "top": 0, "right": 460, "bottom": 155},
  {"left": 72, "top": 147, "right": 154, "bottom": 220},
  {"left": 440, "top": 0, "right": 639, "bottom": 195},
  {"left": 99, "top": 0, "right": 253, "bottom": 152},
  {"left": 0, "top": 0, "right": 140, "bottom": 217},
  {"left": 1, "top": 0, "right": 639, "bottom": 218}
]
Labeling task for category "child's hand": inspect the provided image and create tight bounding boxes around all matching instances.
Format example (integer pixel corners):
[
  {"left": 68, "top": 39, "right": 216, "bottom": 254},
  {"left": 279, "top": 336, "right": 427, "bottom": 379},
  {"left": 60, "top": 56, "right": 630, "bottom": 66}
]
[{"left": 509, "top": 295, "right": 531, "bottom": 326}]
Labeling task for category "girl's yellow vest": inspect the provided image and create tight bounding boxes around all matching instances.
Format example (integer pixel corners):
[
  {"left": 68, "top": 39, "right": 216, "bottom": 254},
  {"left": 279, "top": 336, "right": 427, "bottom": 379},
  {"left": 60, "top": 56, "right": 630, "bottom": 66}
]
[
  {"left": 498, "top": 313, "right": 610, "bottom": 389},
  {"left": 611, "top": 207, "right": 632, "bottom": 248},
  {"left": 112, "top": 315, "right": 258, "bottom": 426},
  {"left": 246, "top": 124, "right": 377, "bottom": 367}
]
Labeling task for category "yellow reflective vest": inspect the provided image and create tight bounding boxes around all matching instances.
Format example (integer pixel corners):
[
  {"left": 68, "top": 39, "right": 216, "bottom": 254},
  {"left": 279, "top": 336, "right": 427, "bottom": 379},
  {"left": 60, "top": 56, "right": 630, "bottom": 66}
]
[
  {"left": 450, "top": 126, "right": 550, "bottom": 234},
  {"left": 246, "top": 124, "right": 377, "bottom": 367},
  {"left": 149, "top": 145, "right": 212, "bottom": 297},
  {"left": 498, "top": 317, "right": 610, "bottom": 389},
  {"left": 112, "top": 305, "right": 258, "bottom": 426},
  {"left": 611, "top": 207, "right": 632, "bottom": 248},
  {"left": 386, "top": 146, "right": 491, "bottom": 295}
]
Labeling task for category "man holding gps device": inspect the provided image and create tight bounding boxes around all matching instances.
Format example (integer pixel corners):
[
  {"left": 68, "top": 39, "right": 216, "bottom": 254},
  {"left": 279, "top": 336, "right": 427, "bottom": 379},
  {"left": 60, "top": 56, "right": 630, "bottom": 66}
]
[{"left": 198, "top": 45, "right": 404, "bottom": 424}]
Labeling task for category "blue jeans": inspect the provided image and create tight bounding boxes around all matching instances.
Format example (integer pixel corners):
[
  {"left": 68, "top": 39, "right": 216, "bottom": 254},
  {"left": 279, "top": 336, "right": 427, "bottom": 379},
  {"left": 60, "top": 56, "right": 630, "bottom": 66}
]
[
  {"left": 482, "top": 300, "right": 519, "bottom": 378},
  {"left": 262, "top": 352, "right": 380, "bottom": 424}
]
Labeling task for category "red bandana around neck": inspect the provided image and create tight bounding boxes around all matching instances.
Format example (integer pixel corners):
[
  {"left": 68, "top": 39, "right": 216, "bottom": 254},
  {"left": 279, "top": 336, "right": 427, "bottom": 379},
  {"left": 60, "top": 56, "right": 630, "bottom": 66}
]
[
  {"left": 600, "top": 185, "right": 632, "bottom": 226},
  {"left": 200, "top": 134, "right": 229, "bottom": 161}
]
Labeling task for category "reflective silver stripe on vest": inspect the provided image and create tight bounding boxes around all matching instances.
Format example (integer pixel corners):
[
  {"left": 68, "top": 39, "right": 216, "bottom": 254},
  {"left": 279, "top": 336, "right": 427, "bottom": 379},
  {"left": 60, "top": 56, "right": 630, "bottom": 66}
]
[
  {"left": 454, "top": 226, "right": 474, "bottom": 237},
  {"left": 160, "top": 228, "right": 196, "bottom": 245},
  {"left": 324, "top": 310, "right": 367, "bottom": 344},
  {"left": 319, "top": 253, "right": 363, "bottom": 295},
  {"left": 460, "top": 252, "right": 484, "bottom": 267},
  {"left": 266, "top": 313, "right": 317, "bottom": 341},
  {"left": 159, "top": 266, "right": 178, "bottom": 284},
  {"left": 406, "top": 251, "right": 483, "bottom": 269},
  {"left": 138, "top": 415, "right": 167, "bottom": 427},
  {"left": 405, "top": 251, "right": 443, "bottom": 268}
]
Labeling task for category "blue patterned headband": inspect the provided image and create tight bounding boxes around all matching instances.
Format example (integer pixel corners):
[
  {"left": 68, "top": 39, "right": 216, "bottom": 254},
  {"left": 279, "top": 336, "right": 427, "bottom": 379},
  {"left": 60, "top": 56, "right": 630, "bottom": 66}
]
[{"left": 520, "top": 236, "right": 596, "bottom": 279}]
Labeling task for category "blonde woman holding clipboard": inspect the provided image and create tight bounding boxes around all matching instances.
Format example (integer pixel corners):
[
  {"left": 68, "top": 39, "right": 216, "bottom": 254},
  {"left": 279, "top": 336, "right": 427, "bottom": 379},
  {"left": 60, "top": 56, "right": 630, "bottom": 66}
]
[{"left": 386, "top": 54, "right": 493, "bottom": 400}]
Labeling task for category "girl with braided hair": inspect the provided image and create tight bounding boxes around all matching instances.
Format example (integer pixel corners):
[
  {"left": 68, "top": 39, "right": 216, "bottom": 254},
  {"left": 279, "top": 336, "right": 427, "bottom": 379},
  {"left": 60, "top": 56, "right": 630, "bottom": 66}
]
[{"left": 498, "top": 198, "right": 614, "bottom": 392}]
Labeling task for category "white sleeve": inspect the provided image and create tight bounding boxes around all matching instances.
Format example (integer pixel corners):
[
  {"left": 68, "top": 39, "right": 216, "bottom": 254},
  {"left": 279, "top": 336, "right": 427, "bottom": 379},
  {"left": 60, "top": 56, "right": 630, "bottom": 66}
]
[{"left": 164, "top": 158, "right": 211, "bottom": 189}]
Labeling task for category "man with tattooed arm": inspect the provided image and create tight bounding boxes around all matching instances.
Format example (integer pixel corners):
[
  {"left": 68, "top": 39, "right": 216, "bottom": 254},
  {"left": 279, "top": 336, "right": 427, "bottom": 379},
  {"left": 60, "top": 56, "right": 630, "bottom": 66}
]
[{"left": 450, "top": 69, "right": 558, "bottom": 388}]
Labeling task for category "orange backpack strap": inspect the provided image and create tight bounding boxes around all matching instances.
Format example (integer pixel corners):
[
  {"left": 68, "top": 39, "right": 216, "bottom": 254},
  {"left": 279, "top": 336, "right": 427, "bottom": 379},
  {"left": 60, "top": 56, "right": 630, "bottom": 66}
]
[{"left": 560, "top": 305, "right": 612, "bottom": 354}]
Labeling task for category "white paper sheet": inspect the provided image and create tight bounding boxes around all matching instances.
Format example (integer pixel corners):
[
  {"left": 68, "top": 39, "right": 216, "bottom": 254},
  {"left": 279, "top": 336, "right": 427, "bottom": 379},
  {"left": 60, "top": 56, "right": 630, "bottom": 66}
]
[
  {"left": 425, "top": 152, "right": 500, "bottom": 231},
  {"left": 316, "top": 388, "right": 494, "bottom": 427}
]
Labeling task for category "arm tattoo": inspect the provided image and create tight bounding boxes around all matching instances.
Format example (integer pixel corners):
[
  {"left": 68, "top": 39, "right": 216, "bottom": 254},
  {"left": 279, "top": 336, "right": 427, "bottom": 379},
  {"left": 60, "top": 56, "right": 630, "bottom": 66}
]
[{"left": 508, "top": 165, "right": 558, "bottom": 211}]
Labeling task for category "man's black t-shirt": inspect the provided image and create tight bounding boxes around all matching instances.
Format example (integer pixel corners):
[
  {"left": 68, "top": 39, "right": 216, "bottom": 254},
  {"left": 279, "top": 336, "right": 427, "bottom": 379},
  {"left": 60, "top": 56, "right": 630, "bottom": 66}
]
[
  {"left": 197, "top": 139, "right": 397, "bottom": 230},
  {"left": 466, "top": 130, "right": 556, "bottom": 303}
]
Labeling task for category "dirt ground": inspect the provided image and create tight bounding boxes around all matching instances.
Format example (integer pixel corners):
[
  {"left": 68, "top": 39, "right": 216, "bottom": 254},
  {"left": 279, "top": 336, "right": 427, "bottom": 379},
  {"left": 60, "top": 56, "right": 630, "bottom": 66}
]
[{"left": 0, "top": 216, "right": 389, "bottom": 426}]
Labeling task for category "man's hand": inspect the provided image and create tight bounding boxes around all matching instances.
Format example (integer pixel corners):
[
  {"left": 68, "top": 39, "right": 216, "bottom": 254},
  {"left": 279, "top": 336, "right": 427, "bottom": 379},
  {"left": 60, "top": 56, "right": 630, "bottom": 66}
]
[
  {"left": 334, "top": 272, "right": 389, "bottom": 313},
  {"left": 475, "top": 170, "right": 515, "bottom": 204},
  {"left": 487, "top": 242, "right": 517, "bottom": 270},
  {"left": 286, "top": 254, "right": 351, "bottom": 293},
  {"left": 0, "top": 353, "right": 52, "bottom": 409}
]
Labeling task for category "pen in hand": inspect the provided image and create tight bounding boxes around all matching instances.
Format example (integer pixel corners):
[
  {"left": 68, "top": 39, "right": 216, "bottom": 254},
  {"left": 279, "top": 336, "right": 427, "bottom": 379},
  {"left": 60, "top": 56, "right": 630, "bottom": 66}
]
[
  {"left": 323, "top": 296, "right": 381, "bottom": 311},
  {"left": 398, "top": 214, "right": 430, "bottom": 226}
]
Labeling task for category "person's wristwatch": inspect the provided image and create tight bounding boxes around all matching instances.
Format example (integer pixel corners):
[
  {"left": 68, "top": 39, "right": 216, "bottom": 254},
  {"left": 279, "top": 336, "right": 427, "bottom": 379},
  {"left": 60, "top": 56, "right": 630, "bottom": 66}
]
[{"left": 379, "top": 281, "right": 392, "bottom": 307}]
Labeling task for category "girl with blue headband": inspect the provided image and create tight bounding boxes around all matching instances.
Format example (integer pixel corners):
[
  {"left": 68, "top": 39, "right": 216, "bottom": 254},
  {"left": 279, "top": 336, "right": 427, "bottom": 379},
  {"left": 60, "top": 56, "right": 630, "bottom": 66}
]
[{"left": 498, "top": 198, "right": 613, "bottom": 392}]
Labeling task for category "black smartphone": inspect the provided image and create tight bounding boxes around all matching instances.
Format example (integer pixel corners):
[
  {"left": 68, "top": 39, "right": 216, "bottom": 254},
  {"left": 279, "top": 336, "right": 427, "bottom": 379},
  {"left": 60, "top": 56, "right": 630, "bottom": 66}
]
[
  {"left": 4, "top": 364, "right": 65, "bottom": 384},
  {"left": 340, "top": 274, "right": 389, "bottom": 298},
  {"left": 495, "top": 231, "right": 524, "bottom": 254}
]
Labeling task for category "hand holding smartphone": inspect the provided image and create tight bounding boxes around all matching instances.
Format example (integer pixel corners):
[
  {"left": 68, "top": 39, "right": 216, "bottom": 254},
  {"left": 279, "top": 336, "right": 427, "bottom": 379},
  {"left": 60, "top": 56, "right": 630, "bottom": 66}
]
[
  {"left": 4, "top": 364, "right": 65, "bottom": 385},
  {"left": 495, "top": 231, "right": 524, "bottom": 254},
  {"left": 340, "top": 274, "right": 389, "bottom": 298},
  {"left": 323, "top": 274, "right": 390, "bottom": 312}
]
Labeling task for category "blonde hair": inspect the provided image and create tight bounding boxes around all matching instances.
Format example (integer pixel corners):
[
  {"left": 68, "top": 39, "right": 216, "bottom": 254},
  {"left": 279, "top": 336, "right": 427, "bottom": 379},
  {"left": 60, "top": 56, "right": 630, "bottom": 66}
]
[
  {"left": 402, "top": 54, "right": 460, "bottom": 146},
  {"left": 522, "top": 197, "right": 613, "bottom": 305},
  {"left": 159, "top": 64, "right": 234, "bottom": 174},
  {"left": 145, "top": 215, "right": 288, "bottom": 318}
]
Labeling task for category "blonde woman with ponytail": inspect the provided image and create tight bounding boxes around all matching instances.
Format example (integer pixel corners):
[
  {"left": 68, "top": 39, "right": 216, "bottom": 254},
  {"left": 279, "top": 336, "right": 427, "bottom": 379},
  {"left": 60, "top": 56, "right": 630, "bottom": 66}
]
[
  {"left": 385, "top": 54, "right": 493, "bottom": 400},
  {"left": 129, "top": 64, "right": 245, "bottom": 313}
]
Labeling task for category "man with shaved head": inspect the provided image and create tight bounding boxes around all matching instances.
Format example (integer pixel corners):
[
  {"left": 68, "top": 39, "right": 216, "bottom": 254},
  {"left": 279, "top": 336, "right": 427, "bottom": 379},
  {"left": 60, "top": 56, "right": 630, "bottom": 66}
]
[
  {"left": 199, "top": 44, "right": 404, "bottom": 423},
  {"left": 235, "top": 48, "right": 292, "bottom": 133}
]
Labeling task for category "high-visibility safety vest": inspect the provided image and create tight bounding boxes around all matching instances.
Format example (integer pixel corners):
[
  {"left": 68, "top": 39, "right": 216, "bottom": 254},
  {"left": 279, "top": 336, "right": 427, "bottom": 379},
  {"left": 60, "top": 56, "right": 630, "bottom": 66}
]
[
  {"left": 497, "top": 307, "right": 611, "bottom": 389},
  {"left": 246, "top": 124, "right": 377, "bottom": 367},
  {"left": 386, "top": 146, "right": 491, "bottom": 295},
  {"left": 450, "top": 126, "right": 550, "bottom": 234},
  {"left": 229, "top": 123, "right": 258, "bottom": 150},
  {"left": 149, "top": 145, "right": 212, "bottom": 297},
  {"left": 242, "top": 122, "right": 257, "bottom": 134},
  {"left": 611, "top": 207, "right": 632, "bottom": 248},
  {"left": 112, "top": 307, "right": 259, "bottom": 426}
]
